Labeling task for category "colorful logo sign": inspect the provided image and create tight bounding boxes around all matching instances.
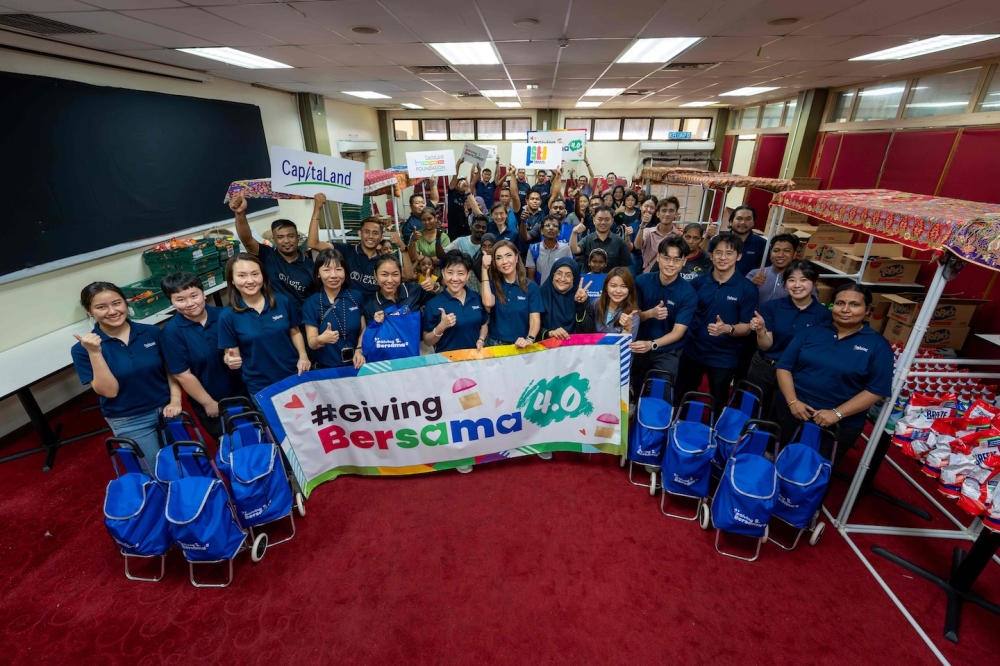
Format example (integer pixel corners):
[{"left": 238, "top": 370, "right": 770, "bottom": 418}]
[{"left": 525, "top": 145, "right": 548, "bottom": 166}]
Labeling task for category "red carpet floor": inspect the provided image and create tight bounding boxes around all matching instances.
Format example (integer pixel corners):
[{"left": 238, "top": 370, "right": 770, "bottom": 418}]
[{"left": 1, "top": 398, "right": 996, "bottom": 665}]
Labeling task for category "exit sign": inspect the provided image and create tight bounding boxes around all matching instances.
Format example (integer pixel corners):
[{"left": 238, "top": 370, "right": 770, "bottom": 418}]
[{"left": 668, "top": 131, "right": 692, "bottom": 139}]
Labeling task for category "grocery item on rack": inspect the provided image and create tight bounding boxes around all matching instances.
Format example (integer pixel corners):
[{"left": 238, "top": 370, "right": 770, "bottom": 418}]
[
  {"left": 127, "top": 290, "right": 154, "bottom": 302},
  {"left": 957, "top": 468, "right": 999, "bottom": 516},
  {"left": 938, "top": 426, "right": 1000, "bottom": 500},
  {"left": 891, "top": 392, "right": 957, "bottom": 451}
]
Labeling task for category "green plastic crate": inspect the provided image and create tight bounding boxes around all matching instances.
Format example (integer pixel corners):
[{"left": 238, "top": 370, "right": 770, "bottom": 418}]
[
  {"left": 147, "top": 261, "right": 179, "bottom": 275},
  {"left": 198, "top": 269, "right": 222, "bottom": 291},
  {"left": 120, "top": 276, "right": 160, "bottom": 299},
  {"left": 215, "top": 239, "right": 241, "bottom": 260},
  {"left": 142, "top": 248, "right": 172, "bottom": 266},
  {"left": 126, "top": 292, "right": 169, "bottom": 319},
  {"left": 173, "top": 255, "right": 219, "bottom": 274},
  {"left": 171, "top": 239, "right": 219, "bottom": 262}
]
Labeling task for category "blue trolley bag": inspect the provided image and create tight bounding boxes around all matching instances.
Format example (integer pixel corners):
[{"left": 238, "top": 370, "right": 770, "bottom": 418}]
[
  {"left": 711, "top": 422, "right": 779, "bottom": 541},
  {"left": 215, "top": 397, "right": 256, "bottom": 477},
  {"left": 627, "top": 370, "right": 674, "bottom": 493},
  {"left": 103, "top": 439, "right": 171, "bottom": 581},
  {"left": 774, "top": 423, "right": 836, "bottom": 530},
  {"left": 712, "top": 381, "right": 762, "bottom": 471},
  {"left": 230, "top": 439, "right": 293, "bottom": 529},
  {"left": 662, "top": 392, "right": 716, "bottom": 497},
  {"left": 360, "top": 304, "right": 421, "bottom": 362}
]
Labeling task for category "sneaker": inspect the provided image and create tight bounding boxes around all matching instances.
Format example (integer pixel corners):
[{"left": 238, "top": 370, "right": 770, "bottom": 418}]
[
  {"left": 538, "top": 451, "right": 553, "bottom": 460},
  {"left": 457, "top": 465, "right": 473, "bottom": 474}
]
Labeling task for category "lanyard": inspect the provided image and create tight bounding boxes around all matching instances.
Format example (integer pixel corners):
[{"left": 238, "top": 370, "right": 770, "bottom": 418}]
[{"left": 320, "top": 290, "right": 356, "bottom": 343}]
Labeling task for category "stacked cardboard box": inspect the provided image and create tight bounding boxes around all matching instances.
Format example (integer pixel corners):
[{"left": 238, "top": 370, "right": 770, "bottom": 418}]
[{"left": 877, "top": 293, "right": 986, "bottom": 349}]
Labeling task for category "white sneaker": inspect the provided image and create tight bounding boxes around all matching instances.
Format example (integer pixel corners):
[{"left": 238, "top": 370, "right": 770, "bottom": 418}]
[
  {"left": 457, "top": 465, "right": 473, "bottom": 473},
  {"left": 538, "top": 451, "right": 553, "bottom": 460}
]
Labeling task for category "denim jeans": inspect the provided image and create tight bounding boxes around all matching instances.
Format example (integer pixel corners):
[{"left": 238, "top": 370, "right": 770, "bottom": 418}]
[{"left": 105, "top": 407, "right": 163, "bottom": 471}]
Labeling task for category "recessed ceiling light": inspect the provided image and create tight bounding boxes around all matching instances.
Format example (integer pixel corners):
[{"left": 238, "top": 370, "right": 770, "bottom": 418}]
[
  {"left": 719, "top": 86, "right": 779, "bottom": 96},
  {"left": 526, "top": 83, "right": 539, "bottom": 89},
  {"left": 766, "top": 17, "right": 801, "bottom": 26},
  {"left": 513, "top": 18, "right": 539, "bottom": 28},
  {"left": 350, "top": 25, "right": 381, "bottom": 35},
  {"left": 680, "top": 101, "right": 718, "bottom": 107},
  {"left": 850, "top": 34, "right": 1000, "bottom": 60},
  {"left": 401, "top": 103, "right": 423, "bottom": 109},
  {"left": 176, "top": 47, "right": 291, "bottom": 69},
  {"left": 583, "top": 88, "right": 625, "bottom": 96},
  {"left": 859, "top": 86, "right": 906, "bottom": 96},
  {"left": 481, "top": 89, "right": 518, "bottom": 97},
  {"left": 616, "top": 37, "right": 702, "bottom": 63},
  {"left": 495, "top": 102, "right": 522, "bottom": 108},
  {"left": 576, "top": 101, "right": 602, "bottom": 108},
  {"left": 428, "top": 42, "right": 500, "bottom": 65},
  {"left": 343, "top": 91, "right": 391, "bottom": 99}
]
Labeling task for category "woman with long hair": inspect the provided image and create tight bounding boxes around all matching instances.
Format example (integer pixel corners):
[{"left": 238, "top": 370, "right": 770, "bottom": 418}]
[
  {"left": 408, "top": 207, "right": 449, "bottom": 267},
  {"left": 587, "top": 267, "right": 638, "bottom": 334},
  {"left": 71, "top": 282, "right": 183, "bottom": 462},
  {"left": 218, "top": 253, "right": 311, "bottom": 395},
  {"left": 479, "top": 240, "right": 543, "bottom": 348},
  {"left": 569, "top": 192, "right": 593, "bottom": 235},
  {"left": 301, "top": 248, "right": 366, "bottom": 369}
]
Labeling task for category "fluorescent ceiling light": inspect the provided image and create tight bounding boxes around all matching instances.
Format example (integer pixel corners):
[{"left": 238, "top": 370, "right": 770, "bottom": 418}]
[
  {"left": 428, "top": 41, "right": 499, "bottom": 65},
  {"left": 719, "top": 86, "right": 779, "bottom": 96},
  {"left": 859, "top": 86, "right": 905, "bottom": 96},
  {"left": 575, "top": 101, "right": 602, "bottom": 108},
  {"left": 495, "top": 102, "right": 521, "bottom": 108},
  {"left": 616, "top": 37, "right": 702, "bottom": 63},
  {"left": 738, "top": 134, "right": 758, "bottom": 140},
  {"left": 177, "top": 47, "right": 291, "bottom": 69},
  {"left": 680, "top": 101, "right": 718, "bottom": 107},
  {"left": 481, "top": 89, "right": 518, "bottom": 97},
  {"left": 584, "top": 88, "right": 625, "bottom": 96},
  {"left": 905, "top": 101, "right": 969, "bottom": 108},
  {"left": 850, "top": 35, "right": 1000, "bottom": 61},
  {"left": 401, "top": 103, "right": 423, "bottom": 109},
  {"left": 343, "top": 91, "right": 391, "bottom": 99}
]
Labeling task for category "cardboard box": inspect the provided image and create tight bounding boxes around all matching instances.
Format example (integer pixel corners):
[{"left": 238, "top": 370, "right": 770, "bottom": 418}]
[
  {"left": 792, "top": 177, "right": 821, "bottom": 191},
  {"left": 859, "top": 257, "right": 921, "bottom": 285},
  {"left": 883, "top": 293, "right": 986, "bottom": 327},
  {"left": 883, "top": 320, "right": 971, "bottom": 349},
  {"left": 811, "top": 224, "right": 855, "bottom": 244},
  {"left": 819, "top": 244, "right": 852, "bottom": 266},
  {"left": 830, "top": 243, "right": 905, "bottom": 273},
  {"left": 815, "top": 281, "right": 834, "bottom": 305},
  {"left": 867, "top": 312, "right": 889, "bottom": 333}
]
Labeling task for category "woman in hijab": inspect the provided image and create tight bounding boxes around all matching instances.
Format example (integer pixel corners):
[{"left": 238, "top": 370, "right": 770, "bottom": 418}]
[{"left": 539, "top": 257, "right": 590, "bottom": 341}]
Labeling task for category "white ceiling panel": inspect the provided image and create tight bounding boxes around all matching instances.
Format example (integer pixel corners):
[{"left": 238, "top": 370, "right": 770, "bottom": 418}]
[
  {"left": 300, "top": 67, "right": 375, "bottom": 81},
  {"left": 113, "top": 47, "right": 227, "bottom": 69},
  {"left": 390, "top": 80, "right": 442, "bottom": 92},
  {"left": 747, "top": 60, "right": 839, "bottom": 76},
  {"left": 121, "top": 8, "right": 284, "bottom": 46},
  {"left": 0, "top": 0, "right": 97, "bottom": 10},
  {"left": 292, "top": 1, "right": 421, "bottom": 44},
  {"left": 236, "top": 46, "right": 339, "bottom": 68},
  {"left": 363, "top": 43, "right": 445, "bottom": 66},
  {"left": 869, "top": 0, "right": 1000, "bottom": 35},
  {"left": 505, "top": 65, "right": 556, "bottom": 79},
  {"left": 555, "top": 63, "right": 610, "bottom": 79},
  {"left": 451, "top": 65, "right": 509, "bottom": 79},
  {"left": 713, "top": 0, "right": 862, "bottom": 37},
  {"left": 56, "top": 33, "right": 161, "bottom": 50},
  {"left": 206, "top": 3, "right": 351, "bottom": 45},
  {"left": 674, "top": 37, "right": 774, "bottom": 62},
  {"left": 731, "top": 36, "right": 854, "bottom": 62},
  {"left": 794, "top": 60, "right": 884, "bottom": 77},
  {"left": 639, "top": 0, "right": 764, "bottom": 37},
  {"left": 479, "top": 1, "right": 571, "bottom": 41},
  {"left": 86, "top": 0, "right": 186, "bottom": 9},
  {"left": 602, "top": 63, "right": 666, "bottom": 78},
  {"left": 795, "top": 0, "right": 961, "bottom": 37},
  {"left": 44, "top": 11, "right": 216, "bottom": 48},
  {"left": 790, "top": 36, "right": 911, "bottom": 61},
  {"left": 864, "top": 58, "right": 969, "bottom": 78},
  {"left": 350, "top": 66, "right": 421, "bottom": 81},
  {"left": 564, "top": 0, "right": 664, "bottom": 38},
  {"left": 299, "top": 44, "right": 393, "bottom": 66}
]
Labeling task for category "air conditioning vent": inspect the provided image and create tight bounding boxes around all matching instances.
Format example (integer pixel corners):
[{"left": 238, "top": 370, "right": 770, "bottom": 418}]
[
  {"left": 0, "top": 14, "right": 98, "bottom": 35},
  {"left": 454, "top": 92, "right": 482, "bottom": 98},
  {"left": 621, "top": 90, "right": 654, "bottom": 96},
  {"left": 661, "top": 62, "right": 717, "bottom": 71},
  {"left": 405, "top": 65, "right": 455, "bottom": 74}
]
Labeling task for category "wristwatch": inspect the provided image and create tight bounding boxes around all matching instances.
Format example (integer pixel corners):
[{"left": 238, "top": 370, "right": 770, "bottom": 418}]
[
  {"left": 526, "top": 335, "right": 536, "bottom": 343},
  {"left": 650, "top": 341, "right": 659, "bottom": 351},
  {"left": 833, "top": 408, "right": 844, "bottom": 421},
  {"left": 729, "top": 324, "right": 736, "bottom": 335}
]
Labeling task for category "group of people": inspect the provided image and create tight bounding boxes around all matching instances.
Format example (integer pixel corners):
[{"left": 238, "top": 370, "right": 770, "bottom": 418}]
[{"left": 72, "top": 165, "right": 893, "bottom": 468}]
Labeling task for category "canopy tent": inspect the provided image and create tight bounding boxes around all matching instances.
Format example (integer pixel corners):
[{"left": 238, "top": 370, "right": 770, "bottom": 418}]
[{"left": 769, "top": 188, "right": 1000, "bottom": 647}]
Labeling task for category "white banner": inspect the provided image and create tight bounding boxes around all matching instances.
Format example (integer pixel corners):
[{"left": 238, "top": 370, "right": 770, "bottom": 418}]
[
  {"left": 269, "top": 146, "right": 365, "bottom": 205},
  {"left": 527, "top": 130, "right": 587, "bottom": 162},
  {"left": 510, "top": 142, "right": 562, "bottom": 170},
  {"left": 461, "top": 142, "right": 491, "bottom": 167},
  {"left": 256, "top": 338, "right": 629, "bottom": 496},
  {"left": 406, "top": 149, "right": 456, "bottom": 178}
]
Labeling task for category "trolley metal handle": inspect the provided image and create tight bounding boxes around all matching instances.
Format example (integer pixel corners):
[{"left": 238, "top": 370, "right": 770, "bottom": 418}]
[
  {"left": 171, "top": 440, "right": 211, "bottom": 460},
  {"left": 219, "top": 396, "right": 254, "bottom": 411},
  {"left": 740, "top": 419, "right": 782, "bottom": 440},
  {"left": 106, "top": 437, "right": 143, "bottom": 458},
  {"left": 224, "top": 409, "right": 268, "bottom": 434}
]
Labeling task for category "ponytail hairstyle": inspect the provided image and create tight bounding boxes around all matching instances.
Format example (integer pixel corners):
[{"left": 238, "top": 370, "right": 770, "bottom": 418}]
[
  {"left": 225, "top": 252, "right": 275, "bottom": 313},
  {"left": 488, "top": 240, "right": 529, "bottom": 306},
  {"left": 80, "top": 282, "right": 126, "bottom": 313}
]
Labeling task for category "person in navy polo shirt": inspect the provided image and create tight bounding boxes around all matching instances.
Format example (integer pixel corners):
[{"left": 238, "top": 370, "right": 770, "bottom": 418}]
[
  {"left": 676, "top": 233, "right": 758, "bottom": 414},
  {"left": 446, "top": 158, "right": 473, "bottom": 238},
  {"left": 480, "top": 240, "right": 544, "bottom": 349},
  {"left": 631, "top": 237, "right": 698, "bottom": 399},
  {"left": 471, "top": 163, "right": 501, "bottom": 208},
  {"left": 776, "top": 282, "right": 893, "bottom": 460},
  {"left": 309, "top": 210, "right": 402, "bottom": 297},
  {"left": 72, "top": 282, "right": 183, "bottom": 463},
  {"left": 302, "top": 248, "right": 367, "bottom": 369},
  {"left": 218, "top": 254, "right": 312, "bottom": 396},
  {"left": 401, "top": 193, "right": 427, "bottom": 245},
  {"left": 423, "top": 250, "right": 488, "bottom": 353},
  {"left": 229, "top": 191, "right": 314, "bottom": 313},
  {"left": 488, "top": 202, "right": 519, "bottom": 247},
  {"left": 160, "top": 272, "right": 245, "bottom": 441},
  {"left": 364, "top": 254, "right": 439, "bottom": 322},
  {"left": 705, "top": 206, "right": 768, "bottom": 277},
  {"left": 746, "top": 260, "right": 831, "bottom": 418}
]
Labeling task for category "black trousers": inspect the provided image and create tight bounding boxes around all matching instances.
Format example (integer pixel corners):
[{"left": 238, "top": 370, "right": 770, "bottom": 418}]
[
  {"left": 733, "top": 335, "right": 757, "bottom": 383},
  {"left": 772, "top": 395, "right": 862, "bottom": 465},
  {"left": 745, "top": 351, "right": 778, "bottom": 419},
  {"left": 630, "top": 348, "right": 682, "bottom": 401},
  {"left": 675, "top": 355, "right": 736, "bottom": 416}
]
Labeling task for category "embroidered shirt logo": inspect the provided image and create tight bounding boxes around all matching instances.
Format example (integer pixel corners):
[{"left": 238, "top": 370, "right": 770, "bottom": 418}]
[
  {"left": 516, "top": 295, "right": 526, "bottom": 301},
  {"left": 143, "top": 342, "right": 157, "bottom": 348},
  {"left": 471, "top": 305, "right": 481, "bottom": 310},
  {"left": 853, "top": 345, "right": 869, "bottom": 352},
  {"left": 272, "top": 314, "right": 284, "bottom": 321},
  {"left": 348, "top": 306, "right": 359, "bottom": 312},
  {"left": 726, "top": 295, "right": 738, "bottom": 301}
]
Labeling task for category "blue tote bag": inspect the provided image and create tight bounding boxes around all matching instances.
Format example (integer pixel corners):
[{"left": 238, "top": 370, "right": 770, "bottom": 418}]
[{"left": 361, "top": 305, "right": 421, "bottom": 362}]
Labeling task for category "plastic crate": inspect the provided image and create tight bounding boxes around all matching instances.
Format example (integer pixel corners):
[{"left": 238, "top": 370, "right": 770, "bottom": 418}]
[
  {"left": 171, "top": 239, "right": 219, "bottom": 262},
  {"left": 198, "top": 269, "right": 222, "bottom": 291},
  {"left": 142, "top": 248, "right": 173, "bottom": 266},
  {"left": 174, "top": 255, "right": 219, "bottom": 274},
  {"left": 126, "top": 292, "right": 169, "bottom": 319},
  {"left": 214, "top": 239, "right": 241, "bottom": 260},
  {"left": 147, "top": 260, "right": 179, "bottom": 275},
  {"left": 120, "top": 276, "right": 160, "bottom": 299}
]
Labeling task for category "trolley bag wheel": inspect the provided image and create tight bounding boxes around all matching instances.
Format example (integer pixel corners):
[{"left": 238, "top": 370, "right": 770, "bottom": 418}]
[
  {"left": 809, "top": 522, "right": 825, "bottom": 546},
  {"left": 296, "top": 492, "right": 306, "bottom": 518},
  {"left": 251, "top": 533, "right": 268, "bottom": 562},
  {"left": 649, "top": 471, "right": 657, "bottom": 496},
  {"left": 699, "top": 503, "right": 711, "bottom": 530},
  {"left": 761, "top": 525, "right": 769, "bottom": 544}
]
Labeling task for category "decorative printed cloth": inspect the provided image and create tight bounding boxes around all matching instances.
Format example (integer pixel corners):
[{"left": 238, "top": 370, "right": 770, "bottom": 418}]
[
  {"left": 670, "top": 172, "right": 796, "bottom": 192},
  {"left": 223, "top": 171, "right": 428, "bottom": 203},
  {"left": 770, "top": 189, "right": 1000, "bottom": 254},
  {"left": 639, "top": 166, "right": 710, "bottom": 183},
  {"left": 946, "top": 217, "right": 1000, "bottom": 271}
]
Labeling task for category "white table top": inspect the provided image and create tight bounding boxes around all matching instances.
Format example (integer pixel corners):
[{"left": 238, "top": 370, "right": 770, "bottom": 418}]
[
  {"left": 976, "top": 334, "right": 1000, "bottom": 347},
  {"left": 0, "top": 281, "right": 228, "bottom": 399}
]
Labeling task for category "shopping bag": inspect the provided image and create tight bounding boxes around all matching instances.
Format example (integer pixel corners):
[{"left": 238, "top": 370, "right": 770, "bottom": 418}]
[{"left": 361, "top": 305, "right": 421, "bottom": 361}]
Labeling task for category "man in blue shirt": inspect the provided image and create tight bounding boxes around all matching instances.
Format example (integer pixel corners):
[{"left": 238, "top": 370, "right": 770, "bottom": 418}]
[
  {"left": 530, "top": 170, "right": 553, "bottom": 215},
  {"left": 746, "top": 234, "right": 801, "bottom": 306},
  {"left": 703, "top": 205, "right": 768, "bottom": 276},
  {"left": 676, "top": 233, "right": 759, "bottom": 414},
  {"left": 401, "top": 193, "right": 426, "bottom": 245},
  {"left": 230, "top": 191, "right": 315, "bottom": 313},
  {"left": 513, "top": 168, "right": 531, "bottom": 202},
  {"left": 472, "top": 164, "right": 500, "bottom": 209},
  {"left": 631, "top": 236, "right": 698, "bottom": 398},
  {"left": 308, "top": 208, "right": 392, "bottom": 296}
]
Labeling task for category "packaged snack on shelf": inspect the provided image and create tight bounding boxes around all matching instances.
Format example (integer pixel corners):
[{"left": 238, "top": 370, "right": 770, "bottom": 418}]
[
  {"left": 956, "top": 470, "right": 999, "bottom": 516},
  {"left": 938, "top": 428, "right": 1000, "bottom": 499},
  {"left": 891, "top": 392, "right": 957, "bottom": 450}
]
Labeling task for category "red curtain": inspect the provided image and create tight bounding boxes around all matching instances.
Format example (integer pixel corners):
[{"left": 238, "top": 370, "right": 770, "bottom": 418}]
[
  {"left": 878, "top": 130, "right": 957, "bottom": 195},
  {"left": 812, "top": 134, "right": 842, "bottom": 189},
  {"left": 938, "top": 128, "right": 1000, "bottom": 204},
  {"left": 745, "top": 134, "right": 788, "bottom": 229},
  {"left": 827, "top": 132, "right": 892, "bottom": 189}
]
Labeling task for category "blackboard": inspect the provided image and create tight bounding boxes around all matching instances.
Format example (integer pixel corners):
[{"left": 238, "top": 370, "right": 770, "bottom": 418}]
[{"left": 0, "top": 71, "right": 274, "bottom": 279}]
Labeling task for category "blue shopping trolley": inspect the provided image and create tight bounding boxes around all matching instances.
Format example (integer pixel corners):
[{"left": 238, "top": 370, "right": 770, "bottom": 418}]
[
  {"left": 660, "top": 392, "right": 716, "bottom": 520},
  {"left": 103, "top": 438, "right": 172, "bottom": 582},
  {"left": 706, "top": 420, "right": 780, "bottom": 562},
  {"left": 626, "top": 370, "right": 674, "bottom": 495},
  {"left": 770, "top": 422, "right": 838, "bottom": 550},
  {"left": 712, "top": 381, "right": 762, "bottom": 472}
]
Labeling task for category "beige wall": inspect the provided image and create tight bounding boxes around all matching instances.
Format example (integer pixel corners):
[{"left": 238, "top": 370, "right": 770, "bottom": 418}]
[{"left": 325, "top": 98, "right": 388, "bottom": 213}]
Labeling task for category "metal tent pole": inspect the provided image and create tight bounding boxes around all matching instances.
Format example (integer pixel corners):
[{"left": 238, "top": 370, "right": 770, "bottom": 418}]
[{"left": 762, "top": 203, "right": 785, "bottom": 269}]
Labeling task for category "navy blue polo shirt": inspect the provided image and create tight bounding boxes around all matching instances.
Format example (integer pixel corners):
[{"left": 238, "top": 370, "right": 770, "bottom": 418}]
[
  {"left": 217, "top": 294, "right": 301, "bottom": 395},
  {"left": 488, "top": 279, "right": 544, "bottom": 342},
  {"left": 515, "top": 179, "right": 531, "bottom": 202},
  {"left": 531, "top": 182, "right": 552, "bottom": 214},
  {"left": 161, "top": 306, "right": 245, "bottom": 402},
  {"left": 759, "top": 296, "right": 832, "bottom": 361},
  {"left": 301, "top": 288, "right": 364, "bottom": 368},
  {"left": 71, "top": 322, "right": 170, "bottom": 419},
  {"left": 423, "top": 288, "right": 489, "bottom": 352},
  {"left": 777, "top": 324, "right": 894, "bottom": 429},
  {"left": 487, "top": 220, "right": 520, "bottom": 247},
  {"left": 475, "top": 181, "right": 497, "bottom": 208},
  {"left": 517, "top": 209, "right": 546, "bottom": 253},
  {"left": 256, "top": 243, "right": 314, "bottom": 312},
  {"left": 734, "top": 232, "right": 768, "bottom": 276},
  {"left": 687, "top": 271, "right": 759, "bottom": 368},
  {"left": 363, "top": 282, "right": 433, "bottom": 321},
  {"left": 634, "top": 272, "right": 698, "bottom": 352},
  {"left": 333, "top": 242, "right": 380, "bottom": 296},
  {"left": 401, "top": 213, "right": 423, "bottom": 245}
]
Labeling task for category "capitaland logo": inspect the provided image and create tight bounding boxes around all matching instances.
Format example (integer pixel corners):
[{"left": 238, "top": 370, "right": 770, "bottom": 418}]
[
  {"left": 348, "top": 306, "right": 359, "bottom": 312},
  {"left": 726, "top": 296, "right": 738, "bottom": 301},
  {"left": 281, "top": 159, "right": 353, "bottom": 190},
  {"left": 471, "top": 305, "right": 481, "bottom": 310}
]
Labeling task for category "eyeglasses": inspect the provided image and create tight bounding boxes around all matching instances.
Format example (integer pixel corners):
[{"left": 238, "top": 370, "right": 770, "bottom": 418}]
[
  {"left": 712, "top": 250, "right": 737, "bottom": 258},
  {"left": 658, "top": 255, "right": 685, "bottom": 264}
]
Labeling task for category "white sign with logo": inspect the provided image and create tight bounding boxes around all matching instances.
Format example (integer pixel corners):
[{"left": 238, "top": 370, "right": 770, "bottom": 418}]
[
  {"left": 269, "top": 146, "right": 365, "bottom": 205},
  {"left": 405, "top": 149, "right": 457, "bottom": 178},
  {"left": 509, "top": 142, "right": 563, "bottom": 170},
  {"left": 461, "top": 142, "right": 491, "bottom": 167},
  {"left": 527, "top": 130, "right": 587, "bottom": 162}
]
